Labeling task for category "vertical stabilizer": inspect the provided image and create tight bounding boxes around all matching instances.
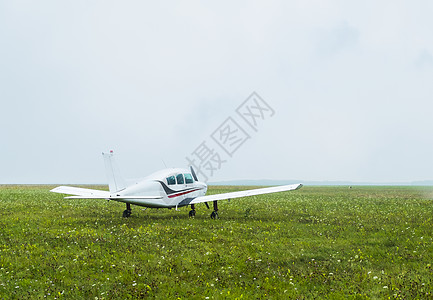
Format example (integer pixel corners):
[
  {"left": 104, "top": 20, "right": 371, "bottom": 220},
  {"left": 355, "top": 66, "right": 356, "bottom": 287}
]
[{"left": 103, "top": 151, "right": 127, "bottom": 193}]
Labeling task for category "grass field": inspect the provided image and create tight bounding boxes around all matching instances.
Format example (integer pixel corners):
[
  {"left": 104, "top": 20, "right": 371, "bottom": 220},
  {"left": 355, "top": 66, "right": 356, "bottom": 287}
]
[{"left": 1, "top": 185, "right": 433, "bottom": 299}]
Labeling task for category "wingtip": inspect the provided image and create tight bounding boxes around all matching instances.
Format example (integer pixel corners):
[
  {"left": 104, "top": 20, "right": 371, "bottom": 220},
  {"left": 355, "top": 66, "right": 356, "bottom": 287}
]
[{"left": 50, "top": 186, "right": 62, "bottom": 193}]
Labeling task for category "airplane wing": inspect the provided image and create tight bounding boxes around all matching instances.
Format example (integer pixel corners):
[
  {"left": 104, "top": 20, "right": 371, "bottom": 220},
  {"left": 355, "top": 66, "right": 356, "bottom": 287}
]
[
  {"left": 189, "top": 183, "right": 303, "bottom": 204},
  {"left": 50, "top": 186, "right": 110, "bottom": 198}
]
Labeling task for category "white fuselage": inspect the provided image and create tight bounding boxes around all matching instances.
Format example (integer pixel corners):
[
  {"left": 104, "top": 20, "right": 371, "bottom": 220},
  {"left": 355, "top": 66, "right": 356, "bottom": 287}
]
[{"left": 112, "top": 168, "right": 207, "bottom": 208}]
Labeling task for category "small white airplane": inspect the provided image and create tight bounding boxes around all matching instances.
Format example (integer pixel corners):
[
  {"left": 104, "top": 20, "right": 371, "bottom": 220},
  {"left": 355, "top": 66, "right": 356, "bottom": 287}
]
[{"left": 51, "top": 151, "right": 303, "bottom": 218}]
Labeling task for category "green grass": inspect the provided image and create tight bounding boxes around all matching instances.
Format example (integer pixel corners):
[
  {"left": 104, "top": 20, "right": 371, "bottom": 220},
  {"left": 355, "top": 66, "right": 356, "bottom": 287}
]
[{"left": 1, "top": 185, "right": 433, "bottom": 299}]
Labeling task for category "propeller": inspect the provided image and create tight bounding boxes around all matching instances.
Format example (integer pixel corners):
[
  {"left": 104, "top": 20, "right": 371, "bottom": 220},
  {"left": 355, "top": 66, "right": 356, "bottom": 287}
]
[
  {"left": 190, "top": 166, "right": 198, "bottom": 181},
  {"left": 190, "top": 166, "right": 209, "bottom": 209}
]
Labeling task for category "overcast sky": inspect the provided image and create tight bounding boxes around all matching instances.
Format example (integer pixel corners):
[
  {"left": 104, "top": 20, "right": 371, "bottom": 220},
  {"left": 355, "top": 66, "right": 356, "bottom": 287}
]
[{"left": 1, "top": 1, "right": 432, "bottom": 184}]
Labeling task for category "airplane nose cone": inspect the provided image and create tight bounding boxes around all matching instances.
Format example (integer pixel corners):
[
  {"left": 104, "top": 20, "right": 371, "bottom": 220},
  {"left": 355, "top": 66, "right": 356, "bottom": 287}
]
[{"left": 198, "top": 182, "right": 208, "bottom": 193}]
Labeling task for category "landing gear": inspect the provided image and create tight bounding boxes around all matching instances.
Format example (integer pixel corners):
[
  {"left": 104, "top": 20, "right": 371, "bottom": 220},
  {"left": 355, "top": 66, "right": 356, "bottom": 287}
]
[
  {"left": 123, "top": 203, "right": 132, "bottom": 218},
  {"left": 186, "top": 201, "right": 219, "bottom": 219},
  {"left": 189, "top": 204, "right": 196, "bottom": 217},
  {"left": 210, "top": 201, "right": 219, "bottom": 219},
  {"left": 210, "top": 211, "right": 219, "bottom": 219}
]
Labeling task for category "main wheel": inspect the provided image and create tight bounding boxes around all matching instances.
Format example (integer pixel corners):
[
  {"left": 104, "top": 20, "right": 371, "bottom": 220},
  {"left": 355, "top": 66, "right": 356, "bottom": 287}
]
[
  {"left": 210, "top": 211, "right": 219, "bottom": 219},
  {"left": 123, "top": 210, "right": 131, "bottom": 218},
  {"left": 189, "top": 210, "right": 196, "bottom": 217}
]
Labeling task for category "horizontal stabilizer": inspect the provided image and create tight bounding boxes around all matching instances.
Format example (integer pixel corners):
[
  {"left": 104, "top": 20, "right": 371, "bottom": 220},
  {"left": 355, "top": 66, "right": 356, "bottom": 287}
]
[
  {"left": 64, "top": 195, "right": 163, "bottom": 200},
  {"left": 51, "top": 186, "right": 163, "bottom": 201},
  {"left": 190, "top": 183, "right": 303, "bottom": 204}
]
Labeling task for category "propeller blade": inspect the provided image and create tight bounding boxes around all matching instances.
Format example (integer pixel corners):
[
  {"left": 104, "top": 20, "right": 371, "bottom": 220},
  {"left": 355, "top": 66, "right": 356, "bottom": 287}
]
[{"left": 190, "top": 166, "right": 198, "bottom": 181}]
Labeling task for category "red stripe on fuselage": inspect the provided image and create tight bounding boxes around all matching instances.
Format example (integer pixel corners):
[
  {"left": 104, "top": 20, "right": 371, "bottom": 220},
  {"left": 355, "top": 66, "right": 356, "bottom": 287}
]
[{"left": 168, "top": 188, "right": 201, "bottom": 199}]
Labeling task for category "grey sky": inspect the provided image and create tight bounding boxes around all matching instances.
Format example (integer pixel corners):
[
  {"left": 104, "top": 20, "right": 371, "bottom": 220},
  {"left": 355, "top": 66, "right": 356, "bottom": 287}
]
[{"left": 1, "top": 1, "right": 432, "bottom": 184}]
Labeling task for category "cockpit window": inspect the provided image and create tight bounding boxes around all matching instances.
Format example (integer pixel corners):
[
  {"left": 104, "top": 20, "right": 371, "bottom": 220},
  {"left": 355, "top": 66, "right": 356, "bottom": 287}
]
[
  {"left": 166, "top": 176, "right": 176, "bottom": 185},
  {"left": 176, "top": 174, "right": 184, "bottom": 185},
  {"left": 184, "top": 173, "right": 193, "bottom": 184}
]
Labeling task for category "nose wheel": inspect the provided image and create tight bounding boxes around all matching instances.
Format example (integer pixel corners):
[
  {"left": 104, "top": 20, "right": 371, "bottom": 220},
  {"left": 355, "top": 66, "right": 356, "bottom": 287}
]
[{"left": 189, "top": 204, "right": 196, "bottom": 217}]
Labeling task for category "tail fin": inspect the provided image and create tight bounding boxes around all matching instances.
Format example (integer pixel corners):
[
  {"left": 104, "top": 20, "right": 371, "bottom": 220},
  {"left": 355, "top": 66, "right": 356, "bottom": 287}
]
[{"left": 103, "top": 151, "right": 126, "bottom": 193}]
